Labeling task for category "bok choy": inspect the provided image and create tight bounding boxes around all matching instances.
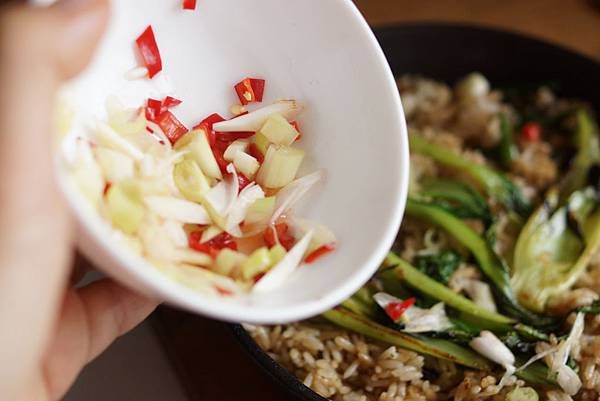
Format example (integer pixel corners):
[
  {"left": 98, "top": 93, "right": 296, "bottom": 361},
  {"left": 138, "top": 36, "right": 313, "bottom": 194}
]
[
  {"left": 512, "top": 187, "right": 600, "bottom": 312},
  {"left": 409, "top": 133, "right": 531, "bottom": 216}
]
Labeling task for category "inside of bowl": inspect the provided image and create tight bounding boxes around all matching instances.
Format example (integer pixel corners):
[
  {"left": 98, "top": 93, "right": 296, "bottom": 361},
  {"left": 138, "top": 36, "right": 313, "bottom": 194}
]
[{"left": 59, "top": 0, "right": 408, "bottom": 323}]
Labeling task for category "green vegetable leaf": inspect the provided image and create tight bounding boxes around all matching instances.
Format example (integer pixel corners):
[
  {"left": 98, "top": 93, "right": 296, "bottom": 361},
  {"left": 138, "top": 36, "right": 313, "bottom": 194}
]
[
  {"left": 560, "top": 109, "right": 600, "bottom": 198},
  {"left": 385, "top": 252, "right": 514, "bottom": 326},
  {"left": 409, "top": 133, "right": 531, "bottom": 217},
  {"left": 512, "top": 187, "right": 600, "bottom": 312},
  {"left": 414, "top": 250, "right": 461, "bottom": 285},
  {"left": 405, "top": 198, "right": 552, "bottom": 325},
  {"left": 418, "top": 178, "right": 492, "bottom": 224},
  {"left": 322, "top": 308, "right": 492, "bottom": 370},
  {"left": 576, "top": 300, "right": 600, "bottom": 314}
]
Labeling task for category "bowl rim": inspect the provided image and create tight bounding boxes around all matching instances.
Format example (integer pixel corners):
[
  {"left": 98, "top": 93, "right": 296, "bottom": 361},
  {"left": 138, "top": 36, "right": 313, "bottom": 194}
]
[
  {"left": 226, "top": 21, "right": 600, "bottom": 400},
  {"left": 59, "top": 0, "right": 409, "bottom": 324}
]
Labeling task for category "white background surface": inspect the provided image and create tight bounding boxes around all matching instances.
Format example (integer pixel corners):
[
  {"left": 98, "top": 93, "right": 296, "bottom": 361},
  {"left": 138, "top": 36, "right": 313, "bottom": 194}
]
[{"left": 63, "top": 320, "right": 188, "bottom": 401}]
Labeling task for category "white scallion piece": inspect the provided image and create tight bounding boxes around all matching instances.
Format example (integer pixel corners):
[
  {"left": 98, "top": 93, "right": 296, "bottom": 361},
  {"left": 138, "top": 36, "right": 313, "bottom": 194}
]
[
  {"left": 463, "top": 279, "right": 497, "bottom": 313},
  {"left": 224, "top": 140, "right": 249, "bottom": 162},
  {"left": 233, "top": 151, "right": 260, "bottom": 178},
  {"left": 271, "top": 170, "right": 324, "bottom": 223},
  {"left": 288, "top": 217, "right": 336, "bottom": 254},
  {"left": 93, "top": 120, "right": 144, "bottom": 160},
  {"left": 144, "top": 196, "right": 211, "bottom": 224},
  {"left": 470, "top": 331, "right": 515, "bottom": 369},
  {"left": 225, "top": 183, "right": 265, "bottom": 236},
  {"left": 253, "top": 230, "right": 313, "bottom": 292},
  {"left": 204, "top": 164, "right": 239, "bottom": 217},
  {"left": 94, "top": 146, "right": 135, "bottom": 183},
  {"left": 213, "top": 100, "right": 302, "bottom": 133},
  {"left": 372, "top": 292, "right": 452, "bottom": 333}
]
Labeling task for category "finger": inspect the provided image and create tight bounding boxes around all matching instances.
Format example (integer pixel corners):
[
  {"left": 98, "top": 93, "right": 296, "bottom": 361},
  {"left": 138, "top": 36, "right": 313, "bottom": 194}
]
[
  {"left": 0, "top": 0, "right": 109, "bottom": 390},
  {"left": 42, "top": 279, "right": 158, "bottom": 400}
]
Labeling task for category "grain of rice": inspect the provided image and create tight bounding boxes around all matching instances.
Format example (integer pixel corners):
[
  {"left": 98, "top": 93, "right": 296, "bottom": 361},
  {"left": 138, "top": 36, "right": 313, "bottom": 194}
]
[
  {"left": 344, "top": 360, "right": 360, "bottom": 379},
  {"left": 124, "top": 66, "right": 149, "bottom": 80}
]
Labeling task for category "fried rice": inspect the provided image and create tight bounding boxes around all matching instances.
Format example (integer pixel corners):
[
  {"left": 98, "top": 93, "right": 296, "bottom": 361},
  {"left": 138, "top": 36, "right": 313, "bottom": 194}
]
[{"left": 247, "top": 75, "right": 600, "bottom": 401}]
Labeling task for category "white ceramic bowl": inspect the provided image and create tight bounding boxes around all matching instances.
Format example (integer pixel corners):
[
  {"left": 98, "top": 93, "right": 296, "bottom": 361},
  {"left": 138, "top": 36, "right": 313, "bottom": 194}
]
[{"left": 57, "top": 0, "right": 408, "bottom": 323}]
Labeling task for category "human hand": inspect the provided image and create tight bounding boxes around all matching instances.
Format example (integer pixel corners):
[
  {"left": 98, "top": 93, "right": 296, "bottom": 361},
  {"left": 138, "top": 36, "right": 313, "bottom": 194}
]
[{"left": 0, "top": 1, "right": 158, "bottom": 400}]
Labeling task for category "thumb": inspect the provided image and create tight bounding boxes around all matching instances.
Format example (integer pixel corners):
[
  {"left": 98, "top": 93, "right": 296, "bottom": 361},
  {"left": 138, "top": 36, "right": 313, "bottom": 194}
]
[
  {"left": 0, "top": 2, "right": 108, "bottom": 400},
  {"left": 0, "top": 0, "right": 110, "bottom": 80}
]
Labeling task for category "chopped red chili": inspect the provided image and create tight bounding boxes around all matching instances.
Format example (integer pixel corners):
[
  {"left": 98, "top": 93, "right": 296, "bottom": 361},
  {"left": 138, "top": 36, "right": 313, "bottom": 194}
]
[
  {"left": 215, "top": 131, "right": 255, "bottom": 142},
  {"left": 212, "top": 146, "right": 230, "bottom": 174},
  {"left": 264, "top": 223, "right": 295, "bottom": 250},
  {"left": 145, "top": 98, "right": 162, "bottom": 121},
  {"left": 163, "top": 96, "right": 182, "bottom": 109},
  {"left": 304, "top": 244, "right": 336, "bottom": 264},
  {"left": 247, "top": 143, "right": 264, "bottom": 163},
  {"left": 234, "top": 78, "right": 265, "bottom": 105},
  {"left": 182, "top": 0, "right": 197, "bottom": 10},
  {"left": 194, "top": 113, "right": 225, "bottom": 147},
  {"left": 520, "top": 122, "right": 541, "bottom": 142},
  {"left": 249, "top": 78, "right": 265, "bottom": 102},
  {"left": 290, "top": 120, "right": 302, "bottom": 141},
  {"left": 135, "top": 26, "right": 162, "bottom": 78},
  {"left": 146, "top": 97, "right": 183, "bottom": 123},
  {"left": 189, "top": 231, "right": 237, "bottom": 258},
  {"left": 155, "top": 111, "right": 188, "bottom": 144},
  {"left": 385, "top": 297, "right": 416, "bottom": 322}
]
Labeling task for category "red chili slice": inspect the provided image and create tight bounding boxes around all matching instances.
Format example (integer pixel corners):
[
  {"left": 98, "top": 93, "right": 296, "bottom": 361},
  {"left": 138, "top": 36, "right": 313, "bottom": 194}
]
[
  {"left": 135, "top": 26, "right": 162, "bottom": 78},
  {"left": 264, "top": 223, "right": 295, "bottom": 251},
  {"left": 189, "top": 231, "right": 237, "bottom": 258},
  {"left": 182, "top": 0, "right": 197, "bottom": 10},
  {"left": 304, "top": 244, "right": 336, "bottom": 264},
  {"left": 145, "top": 98, "right": 162, "bottom": 121},
  {"left": 249, "top": 78, "right": 265, "bottom": 102},
  {"left": 385, "top": 297, "right": 416, "bottom": 322},
  {"left": 194, "top": 113, "right": 225, "bottom": 131},
  {"left": 215, "top": 131, "right": 255, "bottom": 142},
  {"left": 194, "top": 113, "right": 225, "bottom": 147},
  {"left": 520, "top": 122, "right": 541, "bottom": 143},
  {"left": 156, "top": 111, "right": 188, "bottom": 144},
  {"left": 290, "top": 120, "right": 302, "bottom": 141},
  {"left": 247, "top": 143, "right": 264, "bottom": 164},
  {"left": 234, "top": 78, "right": 255, "bottom": 105},
  {"left": 212, "top": 146, "right": 230, "bottom": 174},
  {"left": 163, "top": 96, "right": 182, "bottom": 109}
]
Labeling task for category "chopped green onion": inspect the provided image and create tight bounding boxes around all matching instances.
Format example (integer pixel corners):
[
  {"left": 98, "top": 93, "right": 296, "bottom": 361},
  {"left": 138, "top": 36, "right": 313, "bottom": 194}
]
[
  {"left": 241, "top": 247, "right": 272, "bottom": 280},
  {"left": 256, "top": 145, "right": 305, "bottom": 188},
  {"left": 176, "top": 129, "right": 223, "bottom": 180},
  {"left": 200, "top": 225, "right": 223, "bottom": 243},
  {"left": 106, "top": 180, "right": 145, "bottom": 235},
  {"left": 258, "top": 113, "right": 299, "bottom": 145},
  {"left": 212, "top": 100, "right": 302, "bottom": 133},
  {"left": 233, "top": 151, "right": 260, "bottom": 178},
  {"left": 173, "top": 159, "right": 211, "bottom": 203},
  {"left": 224, "top": 140, "right": 249, "bottom": 162},
  {"left": 245, "top": 197, "right": 276, "bottom": 226},
  {"left": 253, "top": 132, "right": 270, "bottom": 155},
  {"left": 269, "top": 244, "right": 287, "bottom": 266},
  {"left": 214, "top": 248, "right": 247, "bottom": 276}
]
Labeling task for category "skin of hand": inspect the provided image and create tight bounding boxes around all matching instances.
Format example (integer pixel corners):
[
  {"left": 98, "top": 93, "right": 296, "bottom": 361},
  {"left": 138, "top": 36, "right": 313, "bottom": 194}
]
[{"left": 0, "top": 1, "right": 158, "bottom": 400}]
